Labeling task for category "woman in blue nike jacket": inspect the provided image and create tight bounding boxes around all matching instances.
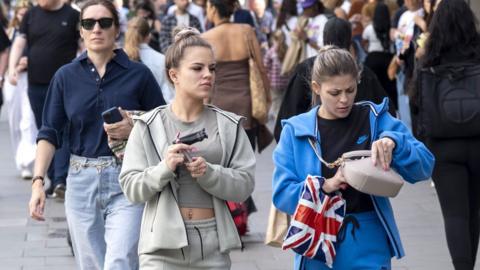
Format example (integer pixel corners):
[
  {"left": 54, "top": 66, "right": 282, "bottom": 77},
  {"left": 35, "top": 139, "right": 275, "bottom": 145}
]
[{"left": 272, "top": 46, "right": 434, "bottom": 270}]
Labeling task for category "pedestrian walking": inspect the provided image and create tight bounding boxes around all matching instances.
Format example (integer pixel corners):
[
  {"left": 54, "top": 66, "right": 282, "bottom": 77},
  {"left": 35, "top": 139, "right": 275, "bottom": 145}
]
[
  {"left": 202, "top": 0, "right": 269, "bottom": 151},
  {"left": 274, "top": 17, "right": 394, "bottom": 141},
  {"left": 28, "top": 0, "right": 166, "bottom": 269},
  {"left": 418, "top": 0, "right": 480, "bottom": 269},
  {"left": 124, "top": 16, "right": 175, "bottom": 102},
  {"left": 263, "top": 29, "right": 289, "bottom": 122},
  {"left": 159, "top": 0, "right": 203, "bottom": 53},
  {"left": 272, "top": 46, "right": 434, "bottom": 269},
  {"left": 273, "top": 0, "right": 297, "bottom": 46},
  {"left": 392, "top": 0, "right": 423, "bottom": 130},
  {"left": 8, "top": 0, "right": 81, "bottom": 198},
  {"left": 134, "top": 0, "right": 162, "bottom": 52},
  {"left": 202, "top": 0, "right": 272, "bottom": 218},
  {"left": 363, "top": 2, "right": 397, "bottom": 110},
  {"left": 119, "top": 27, "right": 255, "bottom": 270},
  {"left": 2, "top": 0, "right": 37, "bottom": 180},
  {"left": 296, "top": 0, "right": 330, "bottom": 58}
]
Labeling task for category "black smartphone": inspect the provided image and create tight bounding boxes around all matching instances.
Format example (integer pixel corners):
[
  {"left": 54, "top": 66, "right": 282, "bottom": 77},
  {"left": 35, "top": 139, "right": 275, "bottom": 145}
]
[{"left": 102, "top": 107, "right": 123, "bottom": 124}]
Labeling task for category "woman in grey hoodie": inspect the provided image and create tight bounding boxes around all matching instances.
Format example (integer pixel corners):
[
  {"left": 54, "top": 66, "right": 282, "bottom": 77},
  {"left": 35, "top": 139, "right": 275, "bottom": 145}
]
[{"left": 119, "top": 27, "right": 256, "bottom": 270}]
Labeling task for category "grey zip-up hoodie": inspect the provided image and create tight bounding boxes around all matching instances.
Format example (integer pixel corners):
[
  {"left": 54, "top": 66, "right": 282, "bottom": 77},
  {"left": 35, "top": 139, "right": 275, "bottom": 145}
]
[{"left": 119, "top": 105, "right": 255, "bottom": 255}]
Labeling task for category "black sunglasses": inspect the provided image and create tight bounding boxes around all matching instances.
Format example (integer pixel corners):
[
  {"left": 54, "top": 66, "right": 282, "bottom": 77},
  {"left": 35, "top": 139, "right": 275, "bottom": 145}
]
[{"left": 81, "top": 17, "right": 114, "bottom": 30}]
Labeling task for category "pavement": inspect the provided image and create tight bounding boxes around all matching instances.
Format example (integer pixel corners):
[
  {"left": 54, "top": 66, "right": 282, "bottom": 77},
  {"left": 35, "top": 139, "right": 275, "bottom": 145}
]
[{"left": 0, "top": 116, "right": 472, "bottom": 270}]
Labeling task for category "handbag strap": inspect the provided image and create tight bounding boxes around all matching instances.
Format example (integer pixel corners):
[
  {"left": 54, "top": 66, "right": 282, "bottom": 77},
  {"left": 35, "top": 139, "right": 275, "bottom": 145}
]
[
  {"left": 307, "top": 137, "right": 343, "bottom": 169},
  {"left": 245, "top": 31, "right": 255, "bottom": 60}
]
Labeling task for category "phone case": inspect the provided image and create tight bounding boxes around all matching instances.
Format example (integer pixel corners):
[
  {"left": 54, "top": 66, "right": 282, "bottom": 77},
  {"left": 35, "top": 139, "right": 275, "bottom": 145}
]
[{"left": 102, "top": 107, "right": 123, "bottom": 124}]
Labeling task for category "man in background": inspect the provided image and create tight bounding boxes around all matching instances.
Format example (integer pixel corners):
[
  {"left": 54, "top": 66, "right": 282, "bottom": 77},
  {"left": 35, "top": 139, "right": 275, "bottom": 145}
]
[{"left": 8, "top": 0, "right": 80, "bottom": 198}]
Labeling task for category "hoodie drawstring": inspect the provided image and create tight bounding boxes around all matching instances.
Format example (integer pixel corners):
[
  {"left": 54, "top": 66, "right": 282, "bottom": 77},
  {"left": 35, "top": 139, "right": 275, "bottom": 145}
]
[{"left": 194, "top": 226, "right": 205, "bottom": 260}]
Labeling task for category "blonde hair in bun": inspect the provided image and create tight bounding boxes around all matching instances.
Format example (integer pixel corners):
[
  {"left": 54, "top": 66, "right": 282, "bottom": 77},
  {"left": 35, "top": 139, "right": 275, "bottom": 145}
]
[
  {"left": 172, "top": 26, "right": 202, "bottom": 43},
  {"left": 165, "top": 26, "right": 213, "bottom": 84}
]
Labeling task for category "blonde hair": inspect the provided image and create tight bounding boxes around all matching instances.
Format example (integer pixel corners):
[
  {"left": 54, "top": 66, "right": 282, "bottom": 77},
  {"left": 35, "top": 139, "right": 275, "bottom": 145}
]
[
  {"left": 124, "top": 17, "right": 150, "bottom": 61},
  {"left": 311, "top": 45, "right": 360, "bottom": 106},
  {"left": 8, "top": 1, "right": 31, "bottom": 37},
  {"left": 165, "top": 27, "right": 213, "bottom": 84},
  {"left": 271, "top": 29, "right": 287, "bottom": 62},
  {"left": 361, "top": 2, "right": 376, "bottom": 19}
]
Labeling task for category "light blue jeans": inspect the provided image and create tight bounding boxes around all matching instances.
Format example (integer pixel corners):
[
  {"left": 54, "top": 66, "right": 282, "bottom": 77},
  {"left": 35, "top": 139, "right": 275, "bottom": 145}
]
[
  {"left": 65, "top": 155, "right": 144, "bottom": 270},
  {"left": 395, "top": 69, "right": 412, "bottom": 131}
]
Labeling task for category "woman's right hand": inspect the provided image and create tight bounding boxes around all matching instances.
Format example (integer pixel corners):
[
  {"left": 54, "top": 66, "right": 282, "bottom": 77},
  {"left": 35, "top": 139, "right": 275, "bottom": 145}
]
[
  {"left": 29, "top": 181, "right": 46, "bottom": 221},
  {"left": 165, "top": 143, "right": 194, "bottom": 172},
  {"left": 322, "top": 169, "right": 348, "bottom": 193}
]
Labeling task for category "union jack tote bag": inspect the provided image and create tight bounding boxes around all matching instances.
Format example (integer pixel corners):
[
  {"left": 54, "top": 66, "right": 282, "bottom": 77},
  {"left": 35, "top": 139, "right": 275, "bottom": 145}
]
[{"left": 282, "top": 175, "right": 346, "bottom": 268}]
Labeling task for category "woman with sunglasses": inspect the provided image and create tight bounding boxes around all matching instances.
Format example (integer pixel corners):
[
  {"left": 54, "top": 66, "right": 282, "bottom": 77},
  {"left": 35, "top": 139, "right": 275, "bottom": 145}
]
[{"left": 27, "top": 0, "right": 166, "bottom": 269}]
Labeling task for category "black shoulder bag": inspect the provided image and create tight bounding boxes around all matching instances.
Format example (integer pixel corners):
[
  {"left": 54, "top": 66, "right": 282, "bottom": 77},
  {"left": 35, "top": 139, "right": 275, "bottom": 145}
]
[{"left": 417, "top": 62, "right": 480, "bottom": 138}]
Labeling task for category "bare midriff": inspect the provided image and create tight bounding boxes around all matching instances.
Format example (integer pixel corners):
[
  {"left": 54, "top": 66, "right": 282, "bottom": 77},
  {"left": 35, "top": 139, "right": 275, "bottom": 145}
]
[{"left": 180, "top": 207, "right": 215, "bottom": 220}]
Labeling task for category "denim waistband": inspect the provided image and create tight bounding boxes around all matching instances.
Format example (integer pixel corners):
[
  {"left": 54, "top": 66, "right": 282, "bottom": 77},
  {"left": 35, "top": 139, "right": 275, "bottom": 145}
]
[{"left": 70, "top": 154, "right": 120, "bottom": 168}]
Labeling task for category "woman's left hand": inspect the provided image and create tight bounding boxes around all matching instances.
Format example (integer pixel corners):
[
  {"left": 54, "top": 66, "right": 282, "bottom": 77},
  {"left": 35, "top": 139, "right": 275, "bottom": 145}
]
[
  {"left": 103, "top": 108, "right": 133, "bottom": 140},
  {"left": 371, "top": 137, "right": 396, "bottom": 171},
  {"left": 185, "top": 157, "right": 207, "bottom": 178}
]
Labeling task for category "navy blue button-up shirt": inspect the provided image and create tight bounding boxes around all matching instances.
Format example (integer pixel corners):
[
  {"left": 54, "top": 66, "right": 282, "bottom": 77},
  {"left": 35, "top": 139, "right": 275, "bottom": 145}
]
[{"left": 37, "top": 49, "right": 166, "bottom": 158}]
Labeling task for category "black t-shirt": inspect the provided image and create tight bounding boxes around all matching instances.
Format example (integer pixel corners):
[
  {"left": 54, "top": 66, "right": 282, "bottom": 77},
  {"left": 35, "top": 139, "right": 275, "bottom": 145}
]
[
  {"left": 0, "top": 27, "right": 10, "bottom": 52},
  {"left": 318, "top": 105, "right": 374, "bottom": 213},
  {"left": 20, "top": 4, "right": 79, "bottom": 84}
]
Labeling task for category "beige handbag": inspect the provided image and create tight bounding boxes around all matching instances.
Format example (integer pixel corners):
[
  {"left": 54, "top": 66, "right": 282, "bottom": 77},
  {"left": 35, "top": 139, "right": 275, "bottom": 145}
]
[
  {"left": 308, "top": 138, "right": 405, "bottom": 198},
  {"left": 281, "top": 16, "right": 308, "bottom": 76},
  {"left": 264, "top": 203, "right": 290, "bottom": 247},
  {"left": 246, "top": 34, "right": 270, "bottom": 124},
  {"left": 340, "top": 150, "right": 404, "bottom": 197}
]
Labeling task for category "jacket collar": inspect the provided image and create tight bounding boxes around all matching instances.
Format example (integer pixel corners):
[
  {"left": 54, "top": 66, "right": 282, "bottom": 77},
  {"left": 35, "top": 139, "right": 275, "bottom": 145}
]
[
  {"left": 281, "top": 97, "right": 390, "bottom": 138},
  {"left": 133, "top": 104, "right": 244, "bottom": 126},
  {"left": 75, "top": 48, "right": 130, "bottom": 69},
  {"left": 282, "top": 105, "right": 319, "bottom": 138}
]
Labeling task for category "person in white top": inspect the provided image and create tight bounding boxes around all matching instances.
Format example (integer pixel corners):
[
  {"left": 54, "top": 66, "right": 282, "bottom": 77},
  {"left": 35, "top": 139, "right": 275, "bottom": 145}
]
[
  {"left": 362, "top": 23, "right": 384, "bottom": 52},
  {"left": 395, "top": 0, "right": 423, "bottom": 56},
  {"left": 3, "top": 1, "right": 37, "bottom": 179},
  {"left": 168, "top": 0, "right": 206, "bottom": 31},
  {"left": 362, "top": 2, "right": 397, "bottom": 111},
  {"left": 124, "top": 17, "right": 175, "bottom": 103},
  {"left": 295, "top": 0, "right": 330, "bottom": 58},
  {"left": 272, "top": 0, "right": 298, "bottom": 46}
]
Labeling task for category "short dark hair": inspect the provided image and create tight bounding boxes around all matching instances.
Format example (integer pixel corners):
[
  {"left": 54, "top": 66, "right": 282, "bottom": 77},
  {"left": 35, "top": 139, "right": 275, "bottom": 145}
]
[
  {"left": 323, "top": 17, "right": 352, "bottom": 50},
  {"left": 80, "top": 0, "right": 120, "bottom": 28}
]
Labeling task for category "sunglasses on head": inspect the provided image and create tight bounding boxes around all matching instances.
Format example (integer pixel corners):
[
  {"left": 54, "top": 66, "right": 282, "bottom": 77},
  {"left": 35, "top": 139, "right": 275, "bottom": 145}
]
[{"left": 81, "top": 17, "right": 114, "bottom": 30}]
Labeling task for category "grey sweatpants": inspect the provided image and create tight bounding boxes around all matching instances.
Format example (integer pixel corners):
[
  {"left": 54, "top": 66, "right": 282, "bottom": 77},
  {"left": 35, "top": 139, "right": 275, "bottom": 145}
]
[{"left": 140, "top": 218, "right": 231, "bottom": 270}]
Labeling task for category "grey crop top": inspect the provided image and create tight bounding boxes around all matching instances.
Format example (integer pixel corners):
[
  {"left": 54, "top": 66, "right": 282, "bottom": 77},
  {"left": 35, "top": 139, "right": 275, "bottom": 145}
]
[{"left": 160, "top": 105, "right": 222, "bottom": 209}]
